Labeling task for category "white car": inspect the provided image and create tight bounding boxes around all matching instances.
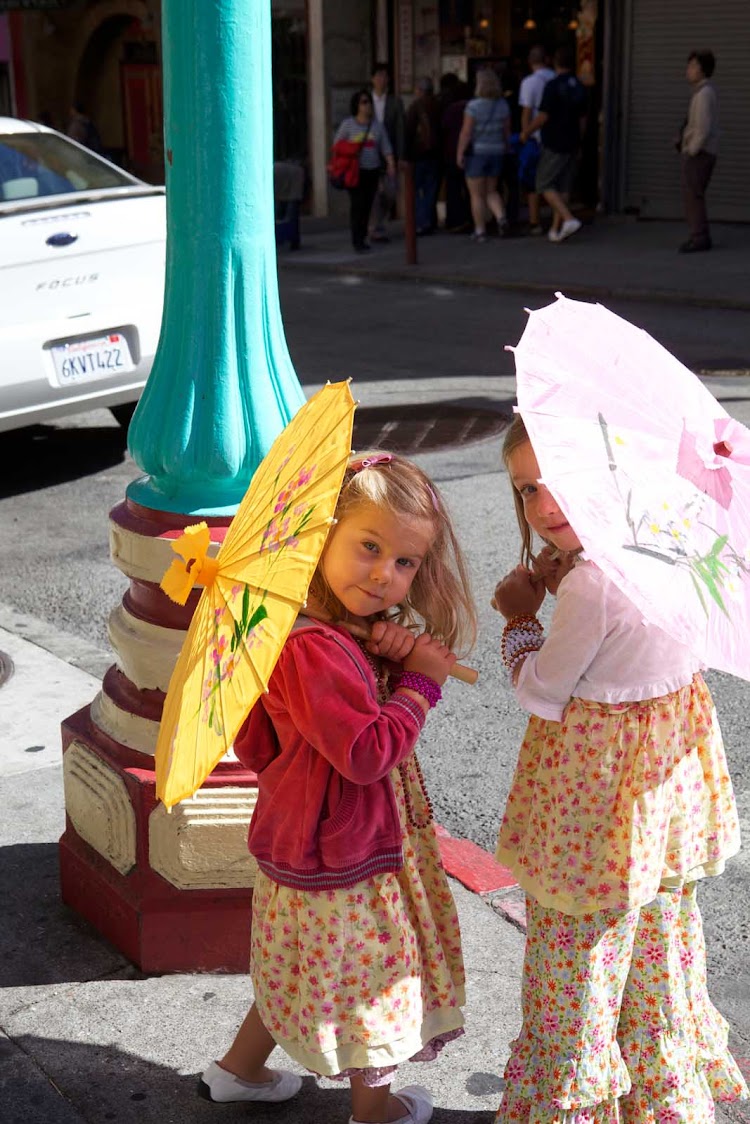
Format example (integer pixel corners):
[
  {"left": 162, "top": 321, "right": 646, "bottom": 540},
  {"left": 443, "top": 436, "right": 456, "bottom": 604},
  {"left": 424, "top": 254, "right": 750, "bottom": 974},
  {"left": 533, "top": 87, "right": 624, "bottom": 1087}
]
[{"left": 0, "top": 116, "right": 165, "bottom": 433}]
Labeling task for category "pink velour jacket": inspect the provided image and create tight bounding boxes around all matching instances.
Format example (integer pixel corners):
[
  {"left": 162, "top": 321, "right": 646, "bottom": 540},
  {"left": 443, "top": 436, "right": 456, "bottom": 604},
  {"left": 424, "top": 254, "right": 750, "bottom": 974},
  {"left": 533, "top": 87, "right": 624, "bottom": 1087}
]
[{"left": 234, "top": 619, "right": 424, "bottom": 891}]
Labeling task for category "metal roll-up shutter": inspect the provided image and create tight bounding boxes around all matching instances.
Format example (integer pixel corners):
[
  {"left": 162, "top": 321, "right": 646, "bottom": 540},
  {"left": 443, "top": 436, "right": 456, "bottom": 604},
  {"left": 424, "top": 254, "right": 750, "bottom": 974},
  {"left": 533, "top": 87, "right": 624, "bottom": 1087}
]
[{"left": 624, "top": 0, "right": 749, "bottom": 221}]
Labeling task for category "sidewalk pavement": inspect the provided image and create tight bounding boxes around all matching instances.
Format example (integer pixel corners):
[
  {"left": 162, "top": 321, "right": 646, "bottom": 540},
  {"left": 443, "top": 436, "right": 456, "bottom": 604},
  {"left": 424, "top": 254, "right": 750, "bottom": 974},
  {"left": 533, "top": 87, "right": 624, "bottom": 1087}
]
[
  {"left": 280, "top": 214, "right": 750, "bottom": 315},
  {"left": 1, "top": 626, "right": 742, "bottom": 1123},
  {"left": 0, "top": 623, "right": 528, "bottom": 1124}
]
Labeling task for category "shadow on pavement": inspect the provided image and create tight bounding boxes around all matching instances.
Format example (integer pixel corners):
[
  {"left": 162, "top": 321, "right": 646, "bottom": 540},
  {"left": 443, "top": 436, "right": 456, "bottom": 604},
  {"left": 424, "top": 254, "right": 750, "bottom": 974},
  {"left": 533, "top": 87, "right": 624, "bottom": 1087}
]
[
  {"left": 0, "top": 842, "right": 127, "bottom": 989},
  {"left": 3, "top": 1032, "right": 499, "bottom": 1123},
  {"left": 0, "top": 424, "right": 129, "bottom": 499}
]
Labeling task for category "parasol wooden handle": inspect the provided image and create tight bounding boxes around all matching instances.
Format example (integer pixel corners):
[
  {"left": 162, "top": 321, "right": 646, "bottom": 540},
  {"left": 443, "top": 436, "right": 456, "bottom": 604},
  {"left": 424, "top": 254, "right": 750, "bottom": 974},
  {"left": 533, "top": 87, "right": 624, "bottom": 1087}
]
[{"left": 303, "top": 611, "right": 478, "bottom": 684}]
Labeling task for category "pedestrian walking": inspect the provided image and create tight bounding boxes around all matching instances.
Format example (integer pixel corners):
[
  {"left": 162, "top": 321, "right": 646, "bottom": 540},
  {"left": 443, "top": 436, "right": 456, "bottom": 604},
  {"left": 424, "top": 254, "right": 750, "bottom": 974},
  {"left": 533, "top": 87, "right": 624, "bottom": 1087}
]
[
  {"left": 456, "top": 67, "right": 511, "bottom": 243},
  {"left": 490, "top": 413, "right": 749, "bottom": 1121},
  {"left": 369, "top": 62, "right": 405, "bottom": 244},
  {"left": 333, "top": 90, "right": 394, "bottom": 253},
  {"left": 679, "top": 49, "right": 719, "bottom": 253},
  {"left": 517, "top": 46, "right": 555, "bottom": 234},
  {"left": 521, "top": 45, "right": 587, "bottom": 243},
  {"left": 200, "top": 451, "right": 476, "bottom": 1124},
  {"left": 404, "top": 77, "right": 442, "bottom": 235},
  {"left": 438, "top": 74, "right": 472, "bottom": 233}
]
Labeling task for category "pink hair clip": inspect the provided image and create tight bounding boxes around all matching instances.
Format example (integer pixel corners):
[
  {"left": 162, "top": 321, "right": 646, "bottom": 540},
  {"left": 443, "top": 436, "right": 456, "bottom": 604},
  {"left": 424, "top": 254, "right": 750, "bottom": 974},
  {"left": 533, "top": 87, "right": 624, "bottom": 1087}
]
[{"left": 349, "top": 453, "right": 393, "bottom": 472}]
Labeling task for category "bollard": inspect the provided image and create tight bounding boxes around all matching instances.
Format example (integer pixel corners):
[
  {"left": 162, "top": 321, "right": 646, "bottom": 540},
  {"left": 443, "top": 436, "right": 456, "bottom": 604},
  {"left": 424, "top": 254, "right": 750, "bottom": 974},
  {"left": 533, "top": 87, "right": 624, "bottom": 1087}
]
[{"left": 403, "top": 162, "right": 417, "bottom": 265}]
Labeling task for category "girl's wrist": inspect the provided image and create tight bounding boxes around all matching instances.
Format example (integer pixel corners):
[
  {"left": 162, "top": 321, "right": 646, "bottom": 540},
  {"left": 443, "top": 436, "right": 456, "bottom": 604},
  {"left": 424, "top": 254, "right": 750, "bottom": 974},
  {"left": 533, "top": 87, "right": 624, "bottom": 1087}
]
[
  {"left": 501, "top": 615, "right": 544, "bottom": 675},
  {"left": 393, "top": 670, "right": 442, "bottom": 709}
]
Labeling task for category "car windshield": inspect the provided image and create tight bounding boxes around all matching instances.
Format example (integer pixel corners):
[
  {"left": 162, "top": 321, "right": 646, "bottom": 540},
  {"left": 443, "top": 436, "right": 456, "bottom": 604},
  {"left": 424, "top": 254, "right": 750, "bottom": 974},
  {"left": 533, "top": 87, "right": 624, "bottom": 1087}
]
[{"left": 0, "top": 132, "right": 137, "bottom": 203}]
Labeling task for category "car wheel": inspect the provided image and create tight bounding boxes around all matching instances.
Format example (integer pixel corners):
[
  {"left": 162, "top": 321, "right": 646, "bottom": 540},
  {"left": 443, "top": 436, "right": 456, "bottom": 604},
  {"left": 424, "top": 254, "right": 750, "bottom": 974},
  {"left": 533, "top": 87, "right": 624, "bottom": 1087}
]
[{"left": 110, "top": 402, "right": 137, "bottom": 430}]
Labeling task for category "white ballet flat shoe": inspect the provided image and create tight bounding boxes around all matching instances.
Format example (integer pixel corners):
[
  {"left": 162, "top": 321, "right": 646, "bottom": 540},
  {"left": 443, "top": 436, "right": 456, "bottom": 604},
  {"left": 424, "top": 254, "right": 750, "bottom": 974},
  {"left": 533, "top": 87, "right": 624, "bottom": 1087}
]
[
  {"left": 198, "top": 1060, "right": 303, "bottom": 1103},
  {"left": 349, "top": 1083, "right": 433, "bottom": 1124}
]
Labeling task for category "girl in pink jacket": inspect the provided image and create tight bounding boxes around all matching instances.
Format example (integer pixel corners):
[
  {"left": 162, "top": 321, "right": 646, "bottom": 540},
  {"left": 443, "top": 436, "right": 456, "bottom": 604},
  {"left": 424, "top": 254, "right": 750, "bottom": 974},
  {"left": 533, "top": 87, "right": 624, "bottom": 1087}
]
[{"left": 200, "top": 451, "right": 476, "bottom": 1124}]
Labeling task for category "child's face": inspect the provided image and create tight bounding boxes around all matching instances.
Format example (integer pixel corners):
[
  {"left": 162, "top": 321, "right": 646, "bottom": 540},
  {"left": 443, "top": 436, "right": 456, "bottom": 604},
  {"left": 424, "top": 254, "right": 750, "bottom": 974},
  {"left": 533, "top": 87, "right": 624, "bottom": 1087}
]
[
  {"left": 321, "top": 502, "right": 435, "bottom": 620},
  {"left": 508, "top": 441, "right": 582, "bottom": 553}
]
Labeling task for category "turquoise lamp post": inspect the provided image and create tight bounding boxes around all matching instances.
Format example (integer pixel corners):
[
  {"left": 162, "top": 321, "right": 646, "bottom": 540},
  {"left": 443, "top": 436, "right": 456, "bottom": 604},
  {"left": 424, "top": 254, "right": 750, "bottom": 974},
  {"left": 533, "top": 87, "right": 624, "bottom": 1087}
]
[
  {"left": 57, "top": 0, "right": 308, "bottom": 970},
  {"left": 127, "top": 0, "right": 305, "bottom": 516}
]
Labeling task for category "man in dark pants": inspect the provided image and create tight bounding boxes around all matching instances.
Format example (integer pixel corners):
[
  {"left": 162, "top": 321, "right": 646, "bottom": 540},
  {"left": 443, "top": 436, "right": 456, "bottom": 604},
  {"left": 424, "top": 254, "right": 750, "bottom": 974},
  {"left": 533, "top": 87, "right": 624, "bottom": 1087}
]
[
  {"left": 679, "top": 49, "right": 718, "bottom": 254},
  {"left": 369, "top": 62, "right": 405, "bottom": 243}
]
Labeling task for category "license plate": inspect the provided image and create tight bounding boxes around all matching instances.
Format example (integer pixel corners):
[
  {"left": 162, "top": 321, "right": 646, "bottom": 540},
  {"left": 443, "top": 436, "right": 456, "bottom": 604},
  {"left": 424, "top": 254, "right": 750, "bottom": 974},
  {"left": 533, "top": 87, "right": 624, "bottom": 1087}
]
[{"left": 50, "top": 332, "right": 135, "bottom": 386}]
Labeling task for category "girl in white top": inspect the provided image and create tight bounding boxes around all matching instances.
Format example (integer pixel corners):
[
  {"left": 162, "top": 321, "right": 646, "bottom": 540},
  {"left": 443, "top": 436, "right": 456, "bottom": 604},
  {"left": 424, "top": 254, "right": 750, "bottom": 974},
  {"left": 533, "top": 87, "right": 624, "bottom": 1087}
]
[{"left": 491, "top": 414, "right": 748, "bottom": 1123}]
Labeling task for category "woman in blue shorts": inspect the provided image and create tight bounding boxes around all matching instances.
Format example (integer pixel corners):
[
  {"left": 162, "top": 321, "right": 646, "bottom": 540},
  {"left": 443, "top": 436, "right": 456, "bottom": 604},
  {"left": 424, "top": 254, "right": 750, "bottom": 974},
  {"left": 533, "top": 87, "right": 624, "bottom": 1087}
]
[{"left": 456, "top": 69, "right": 511, "bottom": 243}]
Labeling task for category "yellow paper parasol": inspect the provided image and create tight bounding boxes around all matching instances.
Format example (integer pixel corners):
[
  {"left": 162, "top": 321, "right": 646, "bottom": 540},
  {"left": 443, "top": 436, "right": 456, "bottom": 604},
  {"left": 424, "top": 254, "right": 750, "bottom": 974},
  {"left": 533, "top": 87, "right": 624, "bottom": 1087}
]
[{"left": 155, "top": 380, "right": 356, "bottom": 808}]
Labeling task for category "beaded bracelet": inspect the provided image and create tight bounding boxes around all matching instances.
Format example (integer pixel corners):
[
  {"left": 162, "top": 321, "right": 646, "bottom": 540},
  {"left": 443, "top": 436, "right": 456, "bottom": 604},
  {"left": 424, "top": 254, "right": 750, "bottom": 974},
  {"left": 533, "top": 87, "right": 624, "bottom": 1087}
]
[
  {"left": 501, "top": 614, "right": 544, "bottom": 673},
  {"left": 393, "top": 670, "right": 442, "bottom": 709}
]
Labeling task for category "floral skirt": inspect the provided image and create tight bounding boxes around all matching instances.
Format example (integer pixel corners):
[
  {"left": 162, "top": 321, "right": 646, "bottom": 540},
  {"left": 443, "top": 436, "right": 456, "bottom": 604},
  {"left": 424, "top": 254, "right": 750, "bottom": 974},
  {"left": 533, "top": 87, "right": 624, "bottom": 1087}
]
[
  {"left": 496, "top": 884, "right": 749, "bottom": 1122},
  {"left": 250, "top": 757, "right": 465, "bottom": 1082},
  {"left": 496, "top": 677, "right": 741, "bottom": 916}
]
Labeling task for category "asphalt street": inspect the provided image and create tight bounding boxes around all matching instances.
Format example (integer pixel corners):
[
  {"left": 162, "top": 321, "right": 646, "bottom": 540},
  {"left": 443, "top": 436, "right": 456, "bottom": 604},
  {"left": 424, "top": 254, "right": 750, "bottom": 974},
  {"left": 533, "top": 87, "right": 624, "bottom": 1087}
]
[{"left": 1, "top": 274, "right": 750, "bottom": 1077}]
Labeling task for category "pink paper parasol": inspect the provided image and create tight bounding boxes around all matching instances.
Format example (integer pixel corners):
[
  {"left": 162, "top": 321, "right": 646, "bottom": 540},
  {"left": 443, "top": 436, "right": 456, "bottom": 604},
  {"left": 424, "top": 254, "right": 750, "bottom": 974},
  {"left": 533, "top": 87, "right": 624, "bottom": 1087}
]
[{"left": 511, "top": 293, "right": 750, "bottom": 681}]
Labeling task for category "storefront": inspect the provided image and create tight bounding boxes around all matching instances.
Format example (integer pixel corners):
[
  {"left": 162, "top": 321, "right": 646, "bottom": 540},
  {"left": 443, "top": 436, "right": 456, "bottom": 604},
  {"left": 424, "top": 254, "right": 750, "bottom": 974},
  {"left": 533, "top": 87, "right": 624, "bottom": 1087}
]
[
  {"left": 388, "top": 0, "right": 603, "bottom": 208},
  {"left": 611, "top": 0, "right": 747, "bottom": 221}
]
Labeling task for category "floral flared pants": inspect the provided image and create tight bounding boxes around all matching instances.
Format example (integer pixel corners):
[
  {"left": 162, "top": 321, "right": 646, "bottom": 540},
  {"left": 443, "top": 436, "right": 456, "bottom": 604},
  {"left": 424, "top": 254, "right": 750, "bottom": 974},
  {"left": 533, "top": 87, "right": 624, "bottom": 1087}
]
[{"left": 497, "top": 884, "right": 748, "bottom": 1122}]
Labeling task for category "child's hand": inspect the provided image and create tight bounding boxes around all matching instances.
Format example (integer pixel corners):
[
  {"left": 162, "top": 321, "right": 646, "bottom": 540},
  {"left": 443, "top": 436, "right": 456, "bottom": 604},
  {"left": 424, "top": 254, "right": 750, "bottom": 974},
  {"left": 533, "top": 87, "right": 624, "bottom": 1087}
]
[
  {"left": 491, "top": 565, "right": 545, "bottom": 619},
  {"left": 367, "top": 620, "right": 416, "bottom": 663},
  {"left": 403, "top": 631, "right": 457, "bottom": 686},
  {"left": 532, "top": 546, "right": 576, "bottom": 596}
]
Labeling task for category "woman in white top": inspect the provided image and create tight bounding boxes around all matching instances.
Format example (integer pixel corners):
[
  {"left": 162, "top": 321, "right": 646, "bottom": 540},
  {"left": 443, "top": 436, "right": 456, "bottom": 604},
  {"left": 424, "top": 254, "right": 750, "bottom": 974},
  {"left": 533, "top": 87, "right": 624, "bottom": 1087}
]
[{"left": 490, "top": 414, "right": 747, "bottom": 1123}]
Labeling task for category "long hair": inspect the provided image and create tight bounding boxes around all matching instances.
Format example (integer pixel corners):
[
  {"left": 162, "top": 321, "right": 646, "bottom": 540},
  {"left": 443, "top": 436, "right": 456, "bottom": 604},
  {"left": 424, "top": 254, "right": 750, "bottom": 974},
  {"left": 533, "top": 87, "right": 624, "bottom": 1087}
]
[
  {"left": 502, "top": 414, "right": 535, "bottom": 568},
  {"left": 308, "top": 451, "right": 476, "bottom": 654}
]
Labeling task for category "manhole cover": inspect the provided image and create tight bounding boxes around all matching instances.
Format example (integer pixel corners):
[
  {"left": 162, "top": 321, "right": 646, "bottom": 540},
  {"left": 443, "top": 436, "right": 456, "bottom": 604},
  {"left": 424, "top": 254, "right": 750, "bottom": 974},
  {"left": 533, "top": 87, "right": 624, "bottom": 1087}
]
[
  {"left": 0, "top": 651, "right": 14, "bottom": 688},
  {"left": 353, "top": 400, "right": 510, "bottom": 455}
]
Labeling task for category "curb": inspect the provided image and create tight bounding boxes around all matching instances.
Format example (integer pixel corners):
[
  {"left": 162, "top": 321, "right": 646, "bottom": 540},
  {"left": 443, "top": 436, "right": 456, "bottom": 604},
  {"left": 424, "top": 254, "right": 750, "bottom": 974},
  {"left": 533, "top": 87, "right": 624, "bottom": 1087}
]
[
  {"left": 435, "top": 823, "right": 528, "bottom": 933},
  {"left": 280, "top": 257, "right": 750, "bottom": 313}
]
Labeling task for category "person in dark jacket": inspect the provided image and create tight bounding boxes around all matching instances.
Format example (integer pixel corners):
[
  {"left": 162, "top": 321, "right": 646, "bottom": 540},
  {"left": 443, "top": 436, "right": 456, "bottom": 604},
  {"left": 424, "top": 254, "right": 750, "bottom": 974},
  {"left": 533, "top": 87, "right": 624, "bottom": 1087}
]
[
  {"left": 439, "top": 74, "right": 472, "bottom": 232},
  {"left": 404, "top": 76, "right": 443, "bottom": 235}
]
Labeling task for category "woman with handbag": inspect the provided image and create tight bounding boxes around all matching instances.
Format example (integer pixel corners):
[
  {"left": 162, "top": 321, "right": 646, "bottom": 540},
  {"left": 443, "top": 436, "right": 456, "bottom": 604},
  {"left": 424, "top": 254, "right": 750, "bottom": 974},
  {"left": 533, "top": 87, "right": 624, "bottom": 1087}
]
[
  {"left": 456, "top": 68, "right": 511, "bottom": 244},
  {"left": 332, "top": 90, "right": 395, "bottom": 253}
]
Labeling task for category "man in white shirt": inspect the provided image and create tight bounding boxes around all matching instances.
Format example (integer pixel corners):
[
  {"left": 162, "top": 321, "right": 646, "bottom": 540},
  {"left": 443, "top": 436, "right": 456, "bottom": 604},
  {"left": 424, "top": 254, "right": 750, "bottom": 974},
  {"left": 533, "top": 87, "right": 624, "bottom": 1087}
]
[
  {"left": 679, "top": 49, "right": 718, "bottom": 253},
  {"left": 518, "top": 46, "right": 554, "bottom": 234},
  {"left": 369, "top": 62, "right": 405, "bottom": 243}
]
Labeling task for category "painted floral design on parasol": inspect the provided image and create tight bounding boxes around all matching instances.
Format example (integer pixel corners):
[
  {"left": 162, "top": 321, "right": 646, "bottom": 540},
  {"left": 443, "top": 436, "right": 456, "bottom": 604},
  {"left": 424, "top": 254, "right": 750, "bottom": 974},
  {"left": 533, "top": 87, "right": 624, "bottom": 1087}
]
[
  {"left": 598, "top": 414, "right": 750, "bottom": 616},
  {"left": 155, "top": 381, "right": 356, "bottom": 808}
]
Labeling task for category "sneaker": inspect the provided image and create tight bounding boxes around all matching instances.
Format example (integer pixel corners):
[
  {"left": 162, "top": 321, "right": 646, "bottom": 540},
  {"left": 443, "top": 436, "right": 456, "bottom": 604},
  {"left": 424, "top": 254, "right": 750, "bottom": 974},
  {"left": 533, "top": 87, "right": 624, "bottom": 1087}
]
[
  {"left": 548, "top": 228, "right": 562, "bottom": 243},
  {"left": 198, "top": 1061, "right": 303, "bottom": 1103},
  {"left": 349, "top": 1084, "right": 433, "bottom": 1124},
  {"left": 528, "top": 224, "right": 544, "bottom": 236},
  {"left": 678, "top": 237, "right": 711, "bottom": 253},
  {"left": 470, "top": 231, "right": 487, "bottom": 243},
  {"left": 558, "top": 217, "right": 582, "bottom": 241}
]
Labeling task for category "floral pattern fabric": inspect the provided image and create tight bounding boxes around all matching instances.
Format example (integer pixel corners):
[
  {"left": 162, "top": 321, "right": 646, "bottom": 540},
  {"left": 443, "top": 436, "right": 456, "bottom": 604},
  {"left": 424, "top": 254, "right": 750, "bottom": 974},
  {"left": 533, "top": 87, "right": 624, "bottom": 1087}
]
[
  {"left": 496, "top": 676, "right": 741, "bottom": 916},
  {"left": 250, "top": 757, "right": 465, "bottom": 1082},
  {"left": 496, "top": 885, "right": 749, "bottom": 1122}
]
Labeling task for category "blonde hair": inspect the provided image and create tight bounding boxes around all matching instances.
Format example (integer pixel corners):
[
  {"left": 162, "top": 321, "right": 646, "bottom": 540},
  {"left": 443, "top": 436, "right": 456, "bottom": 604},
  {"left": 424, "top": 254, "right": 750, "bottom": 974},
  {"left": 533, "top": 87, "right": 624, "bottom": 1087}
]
[
  {"left": 308, "top": 450, "right": 476, "bottom": 654},
  {"left": 475, "top": 67, "right": 501, "bottom": 99},
  {"left": 502, "top": 415, "right": 535, "bottom": 569}
]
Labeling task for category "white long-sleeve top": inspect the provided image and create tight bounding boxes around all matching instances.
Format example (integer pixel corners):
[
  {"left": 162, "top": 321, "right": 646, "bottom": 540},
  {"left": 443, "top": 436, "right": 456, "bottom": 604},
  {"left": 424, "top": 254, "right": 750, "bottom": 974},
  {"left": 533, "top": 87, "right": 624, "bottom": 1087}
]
[
  {"left": 682, "top": 79, "right": 719, "bottom": 157},
  {"left": 516, "top": 559, "right": 701, "bottom": 722}
]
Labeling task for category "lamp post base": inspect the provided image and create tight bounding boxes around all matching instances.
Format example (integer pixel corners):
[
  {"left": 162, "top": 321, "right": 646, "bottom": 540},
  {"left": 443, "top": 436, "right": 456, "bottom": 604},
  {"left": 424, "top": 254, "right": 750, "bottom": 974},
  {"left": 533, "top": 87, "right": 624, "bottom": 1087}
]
[{"left": 59, "top": 500, "right": 259, "bottom": 973}]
